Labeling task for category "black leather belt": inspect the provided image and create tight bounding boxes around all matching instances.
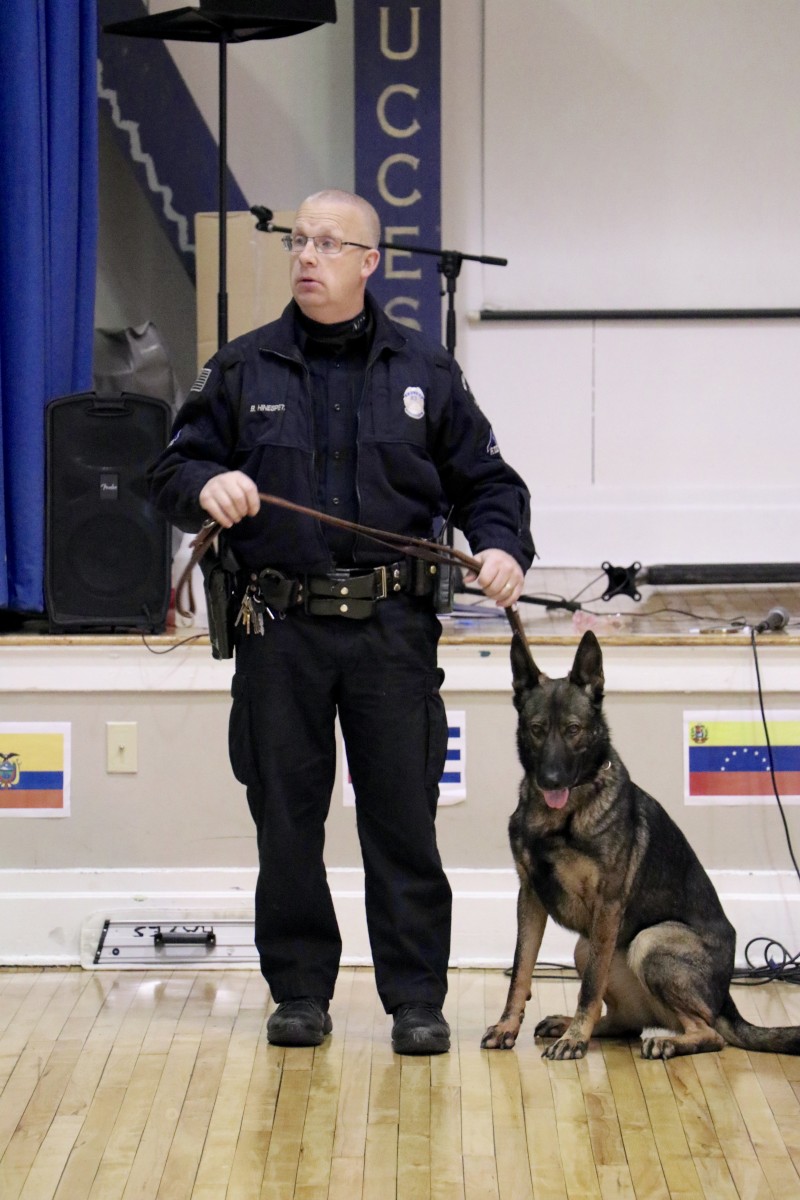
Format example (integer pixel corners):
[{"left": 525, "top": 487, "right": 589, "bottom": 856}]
[{"left": 244, "top": 559, "right": 437, "bottom": 620}]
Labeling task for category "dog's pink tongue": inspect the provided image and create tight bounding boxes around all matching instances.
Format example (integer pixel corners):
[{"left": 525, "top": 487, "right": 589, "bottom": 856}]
[{"left": 543, "top": 788, "right": 570, "bottom": 809}]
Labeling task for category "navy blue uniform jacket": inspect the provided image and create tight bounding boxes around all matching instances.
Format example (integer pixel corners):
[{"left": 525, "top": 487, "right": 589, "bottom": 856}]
[{"left": 148, "top": 297, "right": 535, "bottom": 576}]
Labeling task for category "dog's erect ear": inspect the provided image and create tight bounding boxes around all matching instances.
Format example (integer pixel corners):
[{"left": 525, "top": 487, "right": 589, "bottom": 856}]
[
  {"left": 569, "top": 630, "right": 605, "bottom": 701},
  {"left": 510, "top": 631, "right": 544, "bottom": 701}
]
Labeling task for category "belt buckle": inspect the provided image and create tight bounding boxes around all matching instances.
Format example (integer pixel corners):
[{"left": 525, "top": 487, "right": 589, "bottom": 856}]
[{"left": 375, "top": 565, "right": 388, "bottom": 601}]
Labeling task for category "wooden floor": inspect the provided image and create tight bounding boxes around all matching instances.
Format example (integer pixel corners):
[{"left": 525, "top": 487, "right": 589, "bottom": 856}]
[{"left": 1, "top": 967, "right": 799, "bottom": 1199}]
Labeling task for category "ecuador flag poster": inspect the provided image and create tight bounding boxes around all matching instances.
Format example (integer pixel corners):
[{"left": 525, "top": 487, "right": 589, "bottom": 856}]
[
  {"left": 684, "top": 711, "right": 800, "bottom": 805},
  {"left": 0, "top": 724, "right": 71, "bottom": 817}
]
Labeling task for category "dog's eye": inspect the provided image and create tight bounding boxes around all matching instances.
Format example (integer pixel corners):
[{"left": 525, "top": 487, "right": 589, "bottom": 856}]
[
  {"left": 529, "top": 723, "right": 546, "bottom": 738},
  {"left": 564, "top": 723, "right": 581, "bottom": 738}
]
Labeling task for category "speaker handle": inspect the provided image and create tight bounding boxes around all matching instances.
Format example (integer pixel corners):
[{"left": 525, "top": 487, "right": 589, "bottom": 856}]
[{"left": 88, "top": 396, "right": 140, "bottom": 420}]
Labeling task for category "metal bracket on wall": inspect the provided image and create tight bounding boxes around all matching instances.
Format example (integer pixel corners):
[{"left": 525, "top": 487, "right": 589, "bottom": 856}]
[{"left": 602, "top": 561, "right": 642, "bottom": 602}]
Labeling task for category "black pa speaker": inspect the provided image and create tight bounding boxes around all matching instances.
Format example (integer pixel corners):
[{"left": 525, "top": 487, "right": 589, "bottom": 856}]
[{"left": 46, "top": 392, "right": 172, "bottom": 632}]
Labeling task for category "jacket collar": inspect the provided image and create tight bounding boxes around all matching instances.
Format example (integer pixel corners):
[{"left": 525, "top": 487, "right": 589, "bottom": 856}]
[{"left": 259, "top": 293, "right": 407, "bottom": 360}]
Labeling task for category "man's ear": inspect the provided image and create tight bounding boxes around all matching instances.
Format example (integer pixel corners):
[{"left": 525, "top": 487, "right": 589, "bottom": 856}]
[{"left": 362, "top": 248, "right": 380, "bottom": 280}]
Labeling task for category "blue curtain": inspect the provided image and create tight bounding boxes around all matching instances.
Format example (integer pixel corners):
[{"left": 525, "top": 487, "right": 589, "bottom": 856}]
[{"left": 0, "top": 0, "right": 97, "bottom": 613}]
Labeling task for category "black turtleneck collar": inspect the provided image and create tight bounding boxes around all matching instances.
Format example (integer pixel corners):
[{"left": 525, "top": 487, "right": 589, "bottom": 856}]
[{"left": 294, "top": 304, "right": 373, "bottom": 354}]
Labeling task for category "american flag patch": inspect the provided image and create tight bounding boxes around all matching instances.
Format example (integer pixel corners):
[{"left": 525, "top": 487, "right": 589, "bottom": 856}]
[{"left": 189, "top": 367, "right": 211, "bottom": 394}]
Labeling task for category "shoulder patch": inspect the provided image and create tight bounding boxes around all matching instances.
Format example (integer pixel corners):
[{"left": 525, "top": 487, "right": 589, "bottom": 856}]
[{"left": 487, "top": 427, "right": 501, "bottom": 456}]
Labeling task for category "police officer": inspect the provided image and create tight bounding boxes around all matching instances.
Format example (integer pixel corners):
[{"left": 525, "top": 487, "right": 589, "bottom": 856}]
[{"left": 149, "top": 190, "right": 534, "bottom": 1055}]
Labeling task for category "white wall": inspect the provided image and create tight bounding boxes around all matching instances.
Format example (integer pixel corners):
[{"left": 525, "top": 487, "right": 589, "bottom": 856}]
[
  {"left": 3, "top": 640, "right": 799, "bottom": 965},
  {"left": 99, "top": 0, "right": 800, "bottom": 568},
  {"left": 474, "top": 0, "right": 800, "bottom": 567},
  {"left": 482, "top": 0, "right": 800, "bottom": 311}
]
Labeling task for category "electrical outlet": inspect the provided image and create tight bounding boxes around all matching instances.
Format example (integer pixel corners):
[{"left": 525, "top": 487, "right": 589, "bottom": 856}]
[{"left": 106, "top": 722, "right": 138, "bottom": 773}]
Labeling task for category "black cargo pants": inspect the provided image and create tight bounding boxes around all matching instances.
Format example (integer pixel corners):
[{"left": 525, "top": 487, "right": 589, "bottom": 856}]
[{"left": 228, "top": 593, "right": 452, "bottom": 1013}]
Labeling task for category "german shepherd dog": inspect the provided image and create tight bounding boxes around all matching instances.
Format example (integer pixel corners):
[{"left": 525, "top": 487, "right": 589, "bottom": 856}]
[{"left": 482, "top": 630, "right": 800, "bottom": 1060}]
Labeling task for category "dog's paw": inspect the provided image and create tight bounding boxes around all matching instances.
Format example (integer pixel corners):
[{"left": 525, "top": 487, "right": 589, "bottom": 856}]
[
  {"left": 641, "top": 1035, "right": 678, "bottom": 1060},
  {"left": 542, "top": 1036, "right": 589, "bottom": 1060},
  {"left": 481, "top": 1022, "right": 520, "bottom": 1050},
  {"left": 534, "top": 1015, "right": 570, "bottom": 1040}
]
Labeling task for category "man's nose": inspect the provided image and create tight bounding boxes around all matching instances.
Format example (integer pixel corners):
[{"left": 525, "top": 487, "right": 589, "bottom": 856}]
[{"left": 298, "top": 236, "right": 318, "bottom": 262}]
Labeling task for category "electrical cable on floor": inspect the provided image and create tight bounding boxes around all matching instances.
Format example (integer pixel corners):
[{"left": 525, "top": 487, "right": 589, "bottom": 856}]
[
  {"left": 732, "top": 939, "right": 800, "bottom": 986},
  {"left": 504, "top": 963, "right": 578, "bottom": 979},
  {"left": 730, "top": 627, "right": 800, "bottom": 985},
  {"left": 749, "top": 625, "right": 800, "bottom": 881}
]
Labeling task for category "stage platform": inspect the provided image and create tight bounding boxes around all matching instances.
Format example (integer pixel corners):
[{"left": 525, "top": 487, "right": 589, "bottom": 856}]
[{"left": 1, "top": 568, "right": 799, "bottom": 968}]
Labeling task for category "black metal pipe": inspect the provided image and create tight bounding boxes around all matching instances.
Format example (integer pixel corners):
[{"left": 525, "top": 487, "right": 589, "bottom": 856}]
[{"left": 640, "top": 563, "right": 800, "bottom": 587}]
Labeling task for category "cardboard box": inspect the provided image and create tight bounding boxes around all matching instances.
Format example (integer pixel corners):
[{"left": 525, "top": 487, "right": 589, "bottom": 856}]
[{"left": 195, "top": 209, "right": 294, "bottom": 370}]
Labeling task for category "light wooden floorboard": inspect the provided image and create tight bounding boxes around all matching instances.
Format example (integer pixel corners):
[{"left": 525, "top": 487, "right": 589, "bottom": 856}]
[{"left": 1, "top": 967, "right": 800, "bottom": 1199}]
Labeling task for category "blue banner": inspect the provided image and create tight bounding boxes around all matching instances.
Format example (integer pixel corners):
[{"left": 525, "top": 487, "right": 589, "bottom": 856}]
[
  {"left": 98, "top": 0, "right": 248, "bottom": 283},
  {"left": 354, "top": 1, "right": 442, "bottom": 342}
]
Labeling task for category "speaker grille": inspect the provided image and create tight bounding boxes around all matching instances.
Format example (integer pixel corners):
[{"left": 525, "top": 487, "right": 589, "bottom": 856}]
[{"left": 46, "top": 392, "right": 172, "bottom": 631}]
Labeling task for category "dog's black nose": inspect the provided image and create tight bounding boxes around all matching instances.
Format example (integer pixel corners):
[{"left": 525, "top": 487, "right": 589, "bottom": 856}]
[{"left": 538, "top": 768, "right": 566, "bottom": 790}]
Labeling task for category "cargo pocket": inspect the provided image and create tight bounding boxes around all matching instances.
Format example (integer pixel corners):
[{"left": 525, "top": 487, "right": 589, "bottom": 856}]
[
  {"left": 228, "top": 673, "right": 258, "bottom": 789},
  {"left": 425, "top": 667, "right": 449, "bottom": 792}
]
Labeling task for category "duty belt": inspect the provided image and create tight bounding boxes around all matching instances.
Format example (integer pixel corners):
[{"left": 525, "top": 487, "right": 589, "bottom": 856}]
[
  {"left": 179, "top": 491, "right": 537, "bottom": 674},
  {"left": 237, "top": 558, "right": 438, "bottom": 627}
]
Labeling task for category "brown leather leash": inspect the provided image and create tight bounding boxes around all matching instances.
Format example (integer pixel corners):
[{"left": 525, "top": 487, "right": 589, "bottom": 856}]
[{"left": 176, "top": 491, "right": 535, "bottom": 667}]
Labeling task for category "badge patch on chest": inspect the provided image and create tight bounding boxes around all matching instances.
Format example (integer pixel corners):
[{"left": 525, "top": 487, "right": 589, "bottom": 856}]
[{"left": 403, "top": 386, "right": 425, "bottom": 419}]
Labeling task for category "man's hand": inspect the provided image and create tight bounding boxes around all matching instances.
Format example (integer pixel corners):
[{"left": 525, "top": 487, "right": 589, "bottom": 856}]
[
  {"left": 199, "top": 471, "right": 260, "bottom": 528},
  {"left": 463, "top": 549, "right": 524, "bottom": 608}
]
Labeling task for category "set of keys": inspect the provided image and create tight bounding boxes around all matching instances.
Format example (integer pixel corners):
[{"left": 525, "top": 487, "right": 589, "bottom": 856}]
[{"left": 235, "top": 576, "right": 274, "bottom": 636}]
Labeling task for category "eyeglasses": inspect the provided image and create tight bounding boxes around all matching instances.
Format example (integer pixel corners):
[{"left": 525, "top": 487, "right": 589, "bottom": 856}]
[{"left": 281, "top": 233, "right": 373, "bottom": 256}]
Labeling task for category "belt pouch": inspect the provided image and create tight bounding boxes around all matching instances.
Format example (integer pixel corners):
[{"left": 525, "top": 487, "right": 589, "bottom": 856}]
[
  {"left": 305, "top": 595, "right": 375, "bottom": 618},
  {"left": 304, "top": 573, "right": 376, "bottom": 617},
  {"left": 256, "top": 568, "right": 299, "bottom": 611},
  {"left": 410, "top": 557, "right": 444, "bottom": 603},
  {"left": 433, "top": 562, "right": 456, "bottom": 613},
  {"left": 307, "top": 572, "right": 377, "bottom": 601}
]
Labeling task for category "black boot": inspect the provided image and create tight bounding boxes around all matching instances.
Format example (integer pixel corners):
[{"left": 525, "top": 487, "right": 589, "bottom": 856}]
[
  {"left": 267, "top": 998, "right": 332, "bottom": 1047},
  {"left": 391, "top": 1004, "right": 450, "bottom": 1055}
]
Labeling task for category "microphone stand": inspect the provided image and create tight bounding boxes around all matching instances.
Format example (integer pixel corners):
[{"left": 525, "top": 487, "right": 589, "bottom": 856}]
[
  {"left": 249, "top": 206, "right": 580, "bottom": 620},
  {"left": 378, "top": 242, "right": 507, "bottom": 357},
  {"left": 103, "top": 7, "right": 337, "bottom": 353},
  {"left": 250, "top": 206, "right": 506, "bottom": 357},
  {"left": 250, "top": 206, "right": 290, "bottom": 236}
]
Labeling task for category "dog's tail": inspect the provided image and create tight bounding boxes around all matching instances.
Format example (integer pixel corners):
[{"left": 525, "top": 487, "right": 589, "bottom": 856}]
[{"left": 715, "top": 994, "right": 800, "bottom": 1054}]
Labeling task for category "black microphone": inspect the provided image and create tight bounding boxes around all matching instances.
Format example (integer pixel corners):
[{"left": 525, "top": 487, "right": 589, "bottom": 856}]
[
  {"left": 754, "top": 606, "right": 790, "bottom": 633},
  {"left": 250, "top": 205, "right": 274, "bottom": 231}
]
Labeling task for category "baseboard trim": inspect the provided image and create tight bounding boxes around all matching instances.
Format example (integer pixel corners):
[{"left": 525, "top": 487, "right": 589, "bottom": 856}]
[{"left": 0, "top": 866, "right": 796, "bottom": 968}]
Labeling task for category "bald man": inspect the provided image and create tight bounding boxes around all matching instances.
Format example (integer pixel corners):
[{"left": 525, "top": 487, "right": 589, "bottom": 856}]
[{"left": 149, "top": 189, "right": 534, "bottom": 1055}]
